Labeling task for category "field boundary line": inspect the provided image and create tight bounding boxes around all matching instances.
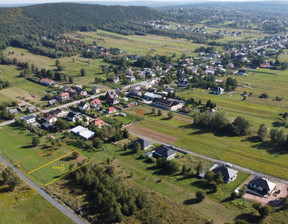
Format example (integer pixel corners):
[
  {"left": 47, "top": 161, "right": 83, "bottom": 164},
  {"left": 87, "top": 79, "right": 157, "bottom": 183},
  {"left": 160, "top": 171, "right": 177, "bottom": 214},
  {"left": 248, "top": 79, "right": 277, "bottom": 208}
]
[
  {"left": 14, "top": 143, "right": 61, "bottom": 165},
  {"left": 43, "top": 159, "right": 92, "bottom": 186},
  {"left": 27, "top": 150, "right": 76, "bottom": 174}
]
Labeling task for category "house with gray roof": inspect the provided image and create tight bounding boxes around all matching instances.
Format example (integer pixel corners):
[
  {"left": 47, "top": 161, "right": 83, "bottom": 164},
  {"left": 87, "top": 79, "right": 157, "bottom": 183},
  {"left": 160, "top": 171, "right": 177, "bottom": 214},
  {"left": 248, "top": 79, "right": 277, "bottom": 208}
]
[
  {"left": 154, "top": 145, "right": 176, "bottom": 160},
  {"left": 133, "top": 138, "right": 153, "bottom": 150},
  {"left": 211, "top": 163, "right": 238, "bottom": 183},
  {"left": 248, "top": 177, "right": 276, "bottom": 195}
]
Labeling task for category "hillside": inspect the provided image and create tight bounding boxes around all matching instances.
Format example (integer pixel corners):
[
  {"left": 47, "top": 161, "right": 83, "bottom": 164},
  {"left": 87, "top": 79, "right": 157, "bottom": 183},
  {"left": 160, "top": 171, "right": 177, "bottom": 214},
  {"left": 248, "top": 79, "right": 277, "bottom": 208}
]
[{"left": 0, "top": 3, "right": 160, "bottom": 48}]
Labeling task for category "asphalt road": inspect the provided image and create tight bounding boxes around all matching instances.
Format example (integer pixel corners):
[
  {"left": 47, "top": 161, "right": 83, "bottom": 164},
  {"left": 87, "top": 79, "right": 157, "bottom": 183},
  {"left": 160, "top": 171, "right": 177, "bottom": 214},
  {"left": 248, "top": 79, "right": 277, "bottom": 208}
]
[
  {"left": 128, "top": 130, "right": 288, "bottom": 186},
  {"left": 0, "top": 154, "right": 87, "bottom": 224}
]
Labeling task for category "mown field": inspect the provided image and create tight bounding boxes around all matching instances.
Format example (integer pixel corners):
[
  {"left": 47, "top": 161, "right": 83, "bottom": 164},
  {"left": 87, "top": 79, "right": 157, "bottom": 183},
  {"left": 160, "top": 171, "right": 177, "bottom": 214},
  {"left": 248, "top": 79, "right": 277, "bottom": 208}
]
[
  {"left": 125, "top": 104, "right": 288, "bottom": 181},
  {"left": 3, "top": 47, "right": 112, "bottom": 87},
  {"left": 177, "top": 68, "right": 288, "bottom": 130},
  {"left": 0, "top": 163, "right": 74, "bottom": 224},
  {"left": 0, "top": 64, "right": 47, "bottom": 104},
  {"left": 66, "top": 30, "right": 205, "bottom": 57}
]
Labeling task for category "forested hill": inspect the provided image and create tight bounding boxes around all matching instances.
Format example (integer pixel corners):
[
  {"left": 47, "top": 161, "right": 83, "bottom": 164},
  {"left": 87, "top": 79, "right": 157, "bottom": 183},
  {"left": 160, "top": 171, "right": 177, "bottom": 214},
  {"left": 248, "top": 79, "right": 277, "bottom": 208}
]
[{"left": 0, "top": 3, "right": 160, "bottom": 48}]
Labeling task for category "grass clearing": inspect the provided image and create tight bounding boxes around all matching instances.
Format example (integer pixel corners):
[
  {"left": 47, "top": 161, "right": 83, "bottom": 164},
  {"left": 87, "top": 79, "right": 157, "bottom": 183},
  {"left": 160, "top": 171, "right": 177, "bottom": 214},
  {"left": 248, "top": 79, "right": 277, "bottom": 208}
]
[
  {"left": 125, "top": 105, "right": 288, "bottom": 180},
  {"left": 66, "top": 30, "right": 205, "bottom": 57}
]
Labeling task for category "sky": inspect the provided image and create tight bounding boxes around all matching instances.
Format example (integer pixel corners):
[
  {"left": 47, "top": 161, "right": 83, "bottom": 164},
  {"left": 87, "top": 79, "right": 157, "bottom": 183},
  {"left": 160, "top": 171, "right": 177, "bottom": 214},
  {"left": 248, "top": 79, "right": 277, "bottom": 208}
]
[{"left": 0, "top": 0, "right": 267, "bottom": 5}]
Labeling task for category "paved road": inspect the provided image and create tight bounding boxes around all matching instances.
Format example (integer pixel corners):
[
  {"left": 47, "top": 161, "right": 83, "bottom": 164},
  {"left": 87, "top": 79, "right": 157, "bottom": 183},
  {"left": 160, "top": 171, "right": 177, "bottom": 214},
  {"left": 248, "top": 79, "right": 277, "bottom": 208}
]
[
  {"left": 128, "top": 130, "right": 288, "bottom": 186},
  {"left": 0, "top": 154, "right": 87, "bottom": 224}
]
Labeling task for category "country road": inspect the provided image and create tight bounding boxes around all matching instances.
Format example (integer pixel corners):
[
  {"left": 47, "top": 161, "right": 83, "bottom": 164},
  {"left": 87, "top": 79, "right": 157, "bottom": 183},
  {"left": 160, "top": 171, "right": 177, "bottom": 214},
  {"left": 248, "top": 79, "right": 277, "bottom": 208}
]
[
  {"left": 128, "top": 130, "right": 288, "bottom": 186},
  {"left": 0, "top": 154, "right": 87, "bottom": 224}
]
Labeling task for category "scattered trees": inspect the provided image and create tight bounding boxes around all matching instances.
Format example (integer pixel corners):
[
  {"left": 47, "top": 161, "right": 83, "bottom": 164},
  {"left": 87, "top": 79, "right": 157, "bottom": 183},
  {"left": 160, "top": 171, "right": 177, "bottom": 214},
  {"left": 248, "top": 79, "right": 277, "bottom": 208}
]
[
  {"left": 1, "top": 167, "right": 21, "bottom": 191},
  {"left": 167, "top": 111, "right": 174, "bottom": 119},
  {"left": 32, "top": 136, "right": 40, "bottom": 147},
  {"left": 257, "top": 124, "right": 268, "bottom": 141},
  {"left": 80, "top": 68, "right": 86, "bottom": 77},
  {"left": 157, "top": 109, "right": 162, "bottom": 116}
]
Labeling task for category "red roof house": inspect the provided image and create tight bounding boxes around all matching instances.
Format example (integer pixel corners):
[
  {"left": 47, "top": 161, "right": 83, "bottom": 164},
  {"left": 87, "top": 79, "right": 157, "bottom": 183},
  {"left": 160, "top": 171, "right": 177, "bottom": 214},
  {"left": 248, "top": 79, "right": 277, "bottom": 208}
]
[{"left": 94, "top": 118, "right": 105, "bottom": 127}]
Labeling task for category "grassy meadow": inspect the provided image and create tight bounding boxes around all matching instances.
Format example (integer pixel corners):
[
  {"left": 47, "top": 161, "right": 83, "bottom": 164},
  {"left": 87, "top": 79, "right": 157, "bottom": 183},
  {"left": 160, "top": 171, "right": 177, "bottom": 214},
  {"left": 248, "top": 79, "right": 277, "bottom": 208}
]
[
  {"left": 0, "top": 163, "right": 74, "bottom": 224},
  {"left": 66, "top": 30, "right": 205, "bottom": 57},
  {"left": 125, "top": 104, "right": 288, "bottom": 181}
]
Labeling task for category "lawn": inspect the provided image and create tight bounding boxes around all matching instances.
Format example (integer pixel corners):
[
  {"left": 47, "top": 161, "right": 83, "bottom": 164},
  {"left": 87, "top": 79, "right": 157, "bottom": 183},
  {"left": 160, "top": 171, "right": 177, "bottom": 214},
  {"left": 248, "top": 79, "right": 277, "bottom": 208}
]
[
  {"left": 0, "top": 126, "right": 90, "bottom": 185},
  {"left": 125, "top": 105, "right": 288, "bottom": 181}
]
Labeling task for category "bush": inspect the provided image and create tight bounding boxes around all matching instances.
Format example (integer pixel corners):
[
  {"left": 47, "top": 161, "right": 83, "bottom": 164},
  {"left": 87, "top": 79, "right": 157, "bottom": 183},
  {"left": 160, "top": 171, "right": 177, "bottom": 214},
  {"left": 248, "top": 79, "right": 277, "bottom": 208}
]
[
  {"left": 259, "top": 93, "right": 269, "bottom": 98},
  {"left": 196, "top": 191, "right": 206, "bottom": 202}
]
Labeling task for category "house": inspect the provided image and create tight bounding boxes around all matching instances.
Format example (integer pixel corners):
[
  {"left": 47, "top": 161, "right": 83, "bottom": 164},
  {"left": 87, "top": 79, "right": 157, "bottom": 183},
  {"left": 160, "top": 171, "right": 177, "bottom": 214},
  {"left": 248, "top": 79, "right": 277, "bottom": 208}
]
[
  {"left": 116, "top": 87, "right": 126, "bottom": 96},
  {"left": 42, "top": 122, "right": 52, "bottom": 130},
  {"left": 154, "top": 145, "right": 176, "bottom": 160},
  {"left": 27, "top": 105, "right": 36, "bottom": 113},
  {"left": 66, "top": 111, "right": 78, "bottom": 122},
  {"left": 43, "top": 113, "right": 57, "bottom": 124},
  {"left": 212, "top": 86, "right": 224, "bottom": 95},
  {"left": 94, "top": 118, "right": 105, "bottom": 127},
  {"left": 17, "top": 102, "right": 27, "bottom": 108},
  {"left": 91, "top": 86, "right": 101, "bottom": 93},
  {"left": 77, "top": 89, "right": 87, "bottom": 96},
  {"left": 9, "top": 108, "right": 19, "bottom": 115},
  {"left": 235, "top": 69, "right": 247, "bottom": 76},
  {"left": 211, "top": 163, "right": 238, "bottom": 183},
  {"left": 112, "top": 76, "right": 119, "bottom": 83},
  {"left": 90, "top": 99, "right": 102, "bottom": 109},
  {"left": 248, "top": 177, "right": 276, "bottom": 195},
  {"left": 133, "top": 138, "right": 153, "bottom": 150},
  {"left": 79, "top": 102, "right": 90, "bottom": 111},
  {"left": 127, "top": 102, "right": 137, "bottom": 107},
  {"left": 22, "top": 115, "right": 36, "bottom": 124},
  {"left": 48, "top": 99, "right": 57, "bottom": 106},
  {"left": 63, "top": 87, "right": 76, "bottom": 97},
  {"left": 57, "top": 92, "right": 70, "bottom": 101},
  {"left": 40, "top": 78, "right": 55, "bottom": 86},
  {"left": 143, "top": 92, "right": 157, "bottom": 101},
  {"left": 152, "top": 98, "right": 184, "bottom": 111},
  {"left": 126, "top": 69, "right": 134, "bottom": 76},
  {"left": 53, "top": 109, "right": 68, "bottom": 118},
  {"left": 105, "top": 107, "right": 117, "bottom": 114},
  {"left": 126, "top": 76, "right": 136, "bottom": 82},
  {"left": 70, "top": 125, "right": 95, "bottom": 140},
  {"left": 106, "top": 90, "right": 119, "bottom": 105}
]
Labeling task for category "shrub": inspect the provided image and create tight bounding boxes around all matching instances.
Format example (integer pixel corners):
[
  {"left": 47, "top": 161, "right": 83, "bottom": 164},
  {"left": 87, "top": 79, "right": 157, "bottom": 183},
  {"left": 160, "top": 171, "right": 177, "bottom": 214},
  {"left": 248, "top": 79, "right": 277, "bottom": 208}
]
[{"left": 196, "top": 191, "right": 206, "bottom": 202}]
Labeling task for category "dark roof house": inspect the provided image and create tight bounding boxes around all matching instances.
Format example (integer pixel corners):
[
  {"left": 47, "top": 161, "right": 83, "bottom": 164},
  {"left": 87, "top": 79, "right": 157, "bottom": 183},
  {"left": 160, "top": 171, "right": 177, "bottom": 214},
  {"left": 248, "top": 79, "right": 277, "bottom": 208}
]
[
  {"left": 248, "top": 177, "right": 276, "bottom": 195},
  {"left": 154, "top": 145, "right": 176, "bottom": 160},
  {"left": 133, "top": 139, "right": 153, "bottom": 150},
  {"left": 211, "top": 164, "right": 238, "bottom": 183}
]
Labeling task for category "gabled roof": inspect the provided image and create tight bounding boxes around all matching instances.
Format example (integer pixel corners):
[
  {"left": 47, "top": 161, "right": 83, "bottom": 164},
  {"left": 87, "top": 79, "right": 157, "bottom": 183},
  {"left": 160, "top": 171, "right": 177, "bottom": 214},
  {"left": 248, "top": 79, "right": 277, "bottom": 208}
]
[
  {"left": 133, "top": 138, "right": 152, "bottom": 150},
  {"left": 91, "top": 99, "right": 101, "bottom": 105},
  {"left": 67, "top": 111, "right": 77, "bottom": 119},
  {"left": 249, "top": 177, "right": 276, "bottom": 192},
  {"left": 40, "top": 78, "right": 54, "bottom": 84},
  {"left": 108, "top": 107, "right": 116, "bottom": 112},
  {"left": 212, "top": 164, "right": 238, "bottom": 180},
  {"left": 79, "top": 102, "right": 88, "bottom": 107},
  {"left": 23, "top": 115, "right": 36, "bottom": 121},
  {"left": 94, "top": 118, "right": 104, "bottom": 126},
  {"left": 44, "top": 113, "right": 55, "bottom": 121},
  {"left": 155, "top": 145, "right": 176, "bottom": 158}
]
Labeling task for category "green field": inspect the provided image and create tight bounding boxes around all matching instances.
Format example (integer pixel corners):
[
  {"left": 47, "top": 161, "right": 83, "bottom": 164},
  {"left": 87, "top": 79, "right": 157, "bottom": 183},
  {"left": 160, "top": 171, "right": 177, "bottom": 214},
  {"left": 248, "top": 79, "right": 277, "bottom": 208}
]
[
  {"left": 0, "top": 126, "right": 89, "bottom": 185},
  {"left": 126, "top": 105, "right": 288, "bottom": 181},
  {"left": 66, "top": 30, "right": 205, "bottom": 57},
  {"left": 0, "top": 188, "right": 74, "bottom": 224}
]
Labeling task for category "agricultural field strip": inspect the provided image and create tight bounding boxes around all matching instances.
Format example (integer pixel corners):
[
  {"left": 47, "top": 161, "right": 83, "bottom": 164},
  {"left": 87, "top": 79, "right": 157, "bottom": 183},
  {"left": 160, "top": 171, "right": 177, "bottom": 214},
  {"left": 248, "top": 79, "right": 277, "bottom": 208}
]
[{"left": 126, "top": 110, "right": 288, "bottom": 180}]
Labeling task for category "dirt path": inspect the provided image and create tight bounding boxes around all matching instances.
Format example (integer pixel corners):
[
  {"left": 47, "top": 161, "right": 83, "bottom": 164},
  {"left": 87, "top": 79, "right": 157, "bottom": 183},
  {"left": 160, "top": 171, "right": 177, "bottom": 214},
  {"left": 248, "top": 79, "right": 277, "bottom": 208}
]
[{"left": 126, "top": 124, "right": 179, "bottom": 144}]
